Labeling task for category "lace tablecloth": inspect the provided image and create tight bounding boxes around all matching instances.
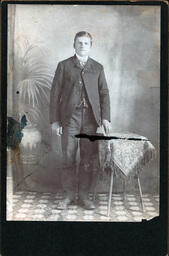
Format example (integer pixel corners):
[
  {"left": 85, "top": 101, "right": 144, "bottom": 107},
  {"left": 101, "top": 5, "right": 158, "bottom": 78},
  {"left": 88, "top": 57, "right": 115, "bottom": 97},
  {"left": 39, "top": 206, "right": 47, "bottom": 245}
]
[{"left": 99, "top": 133, "right": 156, "bottom": 176}]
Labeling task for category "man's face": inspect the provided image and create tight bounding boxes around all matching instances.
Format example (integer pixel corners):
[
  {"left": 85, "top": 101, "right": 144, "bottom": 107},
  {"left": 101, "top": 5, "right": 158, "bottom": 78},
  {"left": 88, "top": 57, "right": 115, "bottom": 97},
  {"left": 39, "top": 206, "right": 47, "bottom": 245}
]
[{"left": 74, "top": 36, "right": 92, "bottom": 57}]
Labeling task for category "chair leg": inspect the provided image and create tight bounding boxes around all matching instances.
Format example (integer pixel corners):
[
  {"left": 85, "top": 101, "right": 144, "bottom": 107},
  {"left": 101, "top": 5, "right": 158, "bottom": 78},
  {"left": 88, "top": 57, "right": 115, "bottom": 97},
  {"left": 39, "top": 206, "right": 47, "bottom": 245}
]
[
  {"left": 107, "top": 169, "right": 114, "bottom": 217},
  {"left": 137, "top": 173, "right": 145, "bottom": 212}
]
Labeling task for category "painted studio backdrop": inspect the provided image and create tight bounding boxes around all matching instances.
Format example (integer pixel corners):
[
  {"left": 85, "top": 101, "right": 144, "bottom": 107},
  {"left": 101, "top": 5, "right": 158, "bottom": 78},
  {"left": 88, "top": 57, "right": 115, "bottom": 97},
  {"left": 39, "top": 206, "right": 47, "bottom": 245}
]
[{"left": 7, "top": 5, "right": 160, "bottom": 199}]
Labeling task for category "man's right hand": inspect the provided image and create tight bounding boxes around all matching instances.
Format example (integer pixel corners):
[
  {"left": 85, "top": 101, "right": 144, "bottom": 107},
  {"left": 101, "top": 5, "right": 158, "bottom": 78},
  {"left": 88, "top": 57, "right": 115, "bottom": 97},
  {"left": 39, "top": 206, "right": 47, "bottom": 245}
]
[{"left": 51, "top": 122, "right": 62, "bottom": 136}]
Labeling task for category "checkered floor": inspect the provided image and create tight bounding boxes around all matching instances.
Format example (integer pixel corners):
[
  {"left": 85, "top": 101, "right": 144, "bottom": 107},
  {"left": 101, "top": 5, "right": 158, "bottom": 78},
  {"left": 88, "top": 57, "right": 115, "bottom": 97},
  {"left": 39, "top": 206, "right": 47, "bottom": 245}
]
[{"left": 7, "top": 192, "right": 159, "bottom": 222}]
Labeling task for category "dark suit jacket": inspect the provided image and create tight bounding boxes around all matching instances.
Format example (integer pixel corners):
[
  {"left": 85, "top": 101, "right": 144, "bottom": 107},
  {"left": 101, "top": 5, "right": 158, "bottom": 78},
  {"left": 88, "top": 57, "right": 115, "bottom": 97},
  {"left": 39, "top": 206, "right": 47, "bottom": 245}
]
[{"left": 50, "top": 55, "right": 110, "bottom": 126}]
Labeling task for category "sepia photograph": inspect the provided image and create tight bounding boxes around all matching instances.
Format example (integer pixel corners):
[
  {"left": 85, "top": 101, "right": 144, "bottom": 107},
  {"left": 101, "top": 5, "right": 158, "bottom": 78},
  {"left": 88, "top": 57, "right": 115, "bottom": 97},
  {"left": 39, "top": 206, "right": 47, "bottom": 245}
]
[{"left": 6, "top": 4, "right": 160, "bottom": 222}]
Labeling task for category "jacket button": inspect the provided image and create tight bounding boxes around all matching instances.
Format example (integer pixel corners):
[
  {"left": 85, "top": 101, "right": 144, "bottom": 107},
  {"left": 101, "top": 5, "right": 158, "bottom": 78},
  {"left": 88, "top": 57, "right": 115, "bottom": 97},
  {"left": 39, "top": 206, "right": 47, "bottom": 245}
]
[
  {"left": 79, "top": 81, "right": 82, "bottom": 84},
  {"left": 82, "top": 71, "right": 84, "bottom": 74}
]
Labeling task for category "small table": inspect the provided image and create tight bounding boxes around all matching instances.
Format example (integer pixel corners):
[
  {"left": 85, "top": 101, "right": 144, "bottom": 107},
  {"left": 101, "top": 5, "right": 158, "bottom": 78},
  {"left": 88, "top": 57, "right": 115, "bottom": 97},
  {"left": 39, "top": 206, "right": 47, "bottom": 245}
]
[{"left": 96, "top": 133, "right": 156, "bottom": 217}]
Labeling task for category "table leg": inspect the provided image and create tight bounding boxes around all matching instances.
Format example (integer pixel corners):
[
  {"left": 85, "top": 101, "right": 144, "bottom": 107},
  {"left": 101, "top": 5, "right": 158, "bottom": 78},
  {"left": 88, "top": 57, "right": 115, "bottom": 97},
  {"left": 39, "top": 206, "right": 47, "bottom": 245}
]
[
  {"left": 137, "top": 173, "right": 145, "bottom": 212},
  {"left": 107, "top": 168, "right": 114, "bottom": 217}
]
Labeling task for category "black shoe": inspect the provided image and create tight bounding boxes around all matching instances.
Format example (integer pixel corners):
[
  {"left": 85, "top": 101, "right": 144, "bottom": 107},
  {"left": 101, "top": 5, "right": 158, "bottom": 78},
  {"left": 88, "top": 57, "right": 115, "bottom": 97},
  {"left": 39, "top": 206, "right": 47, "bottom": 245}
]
[
  {"left": 56, "top": 198, "right": 72, "bottom": 210},
  {"left": 79, "top": 199, "right": 95, "bottom": 210}
]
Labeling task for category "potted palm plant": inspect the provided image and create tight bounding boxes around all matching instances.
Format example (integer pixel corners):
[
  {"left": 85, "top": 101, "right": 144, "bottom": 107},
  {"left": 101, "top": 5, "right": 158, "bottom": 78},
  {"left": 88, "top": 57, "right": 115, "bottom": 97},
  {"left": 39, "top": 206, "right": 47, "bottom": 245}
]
[{"left": 16, "top": 42, "right": 53, "bottom": 164}]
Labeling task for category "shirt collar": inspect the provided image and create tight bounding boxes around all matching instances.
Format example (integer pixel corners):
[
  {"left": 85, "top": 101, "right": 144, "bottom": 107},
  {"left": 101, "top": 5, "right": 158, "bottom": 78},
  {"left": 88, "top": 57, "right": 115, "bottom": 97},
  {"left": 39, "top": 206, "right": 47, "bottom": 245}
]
[{"left": 75, "top": 53, "right": 89, "bottom": 63}]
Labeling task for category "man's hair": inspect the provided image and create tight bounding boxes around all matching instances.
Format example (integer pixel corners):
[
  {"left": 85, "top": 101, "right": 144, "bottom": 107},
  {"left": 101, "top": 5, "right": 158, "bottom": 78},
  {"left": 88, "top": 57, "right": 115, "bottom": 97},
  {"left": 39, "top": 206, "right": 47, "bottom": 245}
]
[{"left": 74, "top": 31, "right": 92, "bottom": 46}]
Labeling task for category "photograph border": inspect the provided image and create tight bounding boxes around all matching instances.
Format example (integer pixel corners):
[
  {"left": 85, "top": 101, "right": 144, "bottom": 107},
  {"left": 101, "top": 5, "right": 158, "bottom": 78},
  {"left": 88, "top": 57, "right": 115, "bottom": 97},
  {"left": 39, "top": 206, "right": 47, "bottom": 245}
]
[{"left": 1, "top": 1, "right": 168, "bottom": 256}]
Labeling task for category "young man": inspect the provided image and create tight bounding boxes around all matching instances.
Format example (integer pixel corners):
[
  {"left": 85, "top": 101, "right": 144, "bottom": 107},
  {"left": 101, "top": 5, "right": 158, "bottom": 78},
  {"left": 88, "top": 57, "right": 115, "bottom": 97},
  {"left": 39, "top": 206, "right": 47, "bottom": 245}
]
[{"left": 50, "top": 31, "right": 111, "bottom": 210}]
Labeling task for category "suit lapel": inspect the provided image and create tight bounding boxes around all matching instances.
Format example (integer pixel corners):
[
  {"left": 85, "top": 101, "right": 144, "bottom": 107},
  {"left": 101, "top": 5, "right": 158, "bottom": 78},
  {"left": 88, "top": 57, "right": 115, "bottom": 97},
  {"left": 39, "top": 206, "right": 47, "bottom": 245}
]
[
  {"left": 72, "top": 55, "right": 83, "bottom": 69},
  {"left": 84, "top": 57, "right": 92, "bottom": 70}
]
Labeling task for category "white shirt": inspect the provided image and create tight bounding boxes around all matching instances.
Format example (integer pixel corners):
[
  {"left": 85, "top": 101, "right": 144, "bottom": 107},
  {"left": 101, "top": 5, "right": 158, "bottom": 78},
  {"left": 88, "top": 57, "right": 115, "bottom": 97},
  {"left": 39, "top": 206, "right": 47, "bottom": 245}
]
[{"left": 75, "top": 53, "right": 88, "bottom": 65}]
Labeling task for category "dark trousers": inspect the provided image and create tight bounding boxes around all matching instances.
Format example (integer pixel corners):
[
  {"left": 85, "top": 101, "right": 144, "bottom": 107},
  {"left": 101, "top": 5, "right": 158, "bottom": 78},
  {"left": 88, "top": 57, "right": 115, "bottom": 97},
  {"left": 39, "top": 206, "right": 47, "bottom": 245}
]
[{"left": 61, "top": 106, "right": 99, "bottom": 200}]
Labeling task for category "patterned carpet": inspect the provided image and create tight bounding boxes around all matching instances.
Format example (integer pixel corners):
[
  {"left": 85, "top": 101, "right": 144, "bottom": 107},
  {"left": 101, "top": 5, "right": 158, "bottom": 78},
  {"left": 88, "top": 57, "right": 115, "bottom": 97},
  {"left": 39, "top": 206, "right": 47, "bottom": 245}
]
[{"left": 7, "top": 191, "right": 159, "bottom": 222}]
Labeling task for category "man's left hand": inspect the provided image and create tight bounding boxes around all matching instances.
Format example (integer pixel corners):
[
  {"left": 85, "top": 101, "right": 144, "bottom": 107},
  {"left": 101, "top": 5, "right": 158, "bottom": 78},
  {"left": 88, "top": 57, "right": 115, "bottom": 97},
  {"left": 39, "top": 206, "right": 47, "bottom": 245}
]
[{"left": 102, "top": 119, "right": 111, "bottom": 135}]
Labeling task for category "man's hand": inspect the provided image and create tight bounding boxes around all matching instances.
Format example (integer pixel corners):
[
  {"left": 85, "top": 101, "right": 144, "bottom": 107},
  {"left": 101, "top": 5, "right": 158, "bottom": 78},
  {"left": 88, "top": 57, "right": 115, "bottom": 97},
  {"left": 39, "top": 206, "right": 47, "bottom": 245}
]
[
  {"left": 51, "top": 122, "right": 62, "bottom": 136},
  {"left": 102, "top": 119, "right": 111, "bottom": 135}
]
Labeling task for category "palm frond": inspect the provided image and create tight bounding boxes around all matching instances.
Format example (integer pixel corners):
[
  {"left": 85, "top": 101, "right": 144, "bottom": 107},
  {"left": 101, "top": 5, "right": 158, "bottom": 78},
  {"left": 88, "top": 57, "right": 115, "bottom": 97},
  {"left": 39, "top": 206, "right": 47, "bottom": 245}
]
[
  {"left": 27, "top": 80, "right": 31, "bottom": 104},
  {"left": 16, "top": 42, "right": 53, "bottom": 123},
  {"left": 18, "top": 78, "right": 50, "bottom": 108},
  {"left": 35, "top": 84, "right": 50, "bottom": 104},
  {"left": 19, "top": 103, "right": 45, "bottom": 124},
  {"left": 35, "top": 78, "right": 52, "bottom": 89},
  {"left": 33, "top": 85, "right": 41, "bottom": 106},
  {"left": 23, "top": 45, "right": 39, "bottom": 61}
]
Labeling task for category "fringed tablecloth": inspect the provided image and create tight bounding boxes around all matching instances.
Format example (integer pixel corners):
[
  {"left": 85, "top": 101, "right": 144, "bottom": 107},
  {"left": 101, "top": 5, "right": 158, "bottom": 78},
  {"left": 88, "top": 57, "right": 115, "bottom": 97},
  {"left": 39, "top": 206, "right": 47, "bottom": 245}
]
[{"left": 99, "top": 133, "right": 156, "bottom": 177}]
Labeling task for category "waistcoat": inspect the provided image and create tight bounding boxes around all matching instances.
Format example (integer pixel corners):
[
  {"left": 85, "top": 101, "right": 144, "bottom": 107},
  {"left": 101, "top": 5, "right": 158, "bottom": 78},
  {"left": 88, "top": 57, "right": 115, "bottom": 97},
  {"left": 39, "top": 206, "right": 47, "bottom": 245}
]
[{"left": 76, "top": 67, "right": 91, "bottom": 108}]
